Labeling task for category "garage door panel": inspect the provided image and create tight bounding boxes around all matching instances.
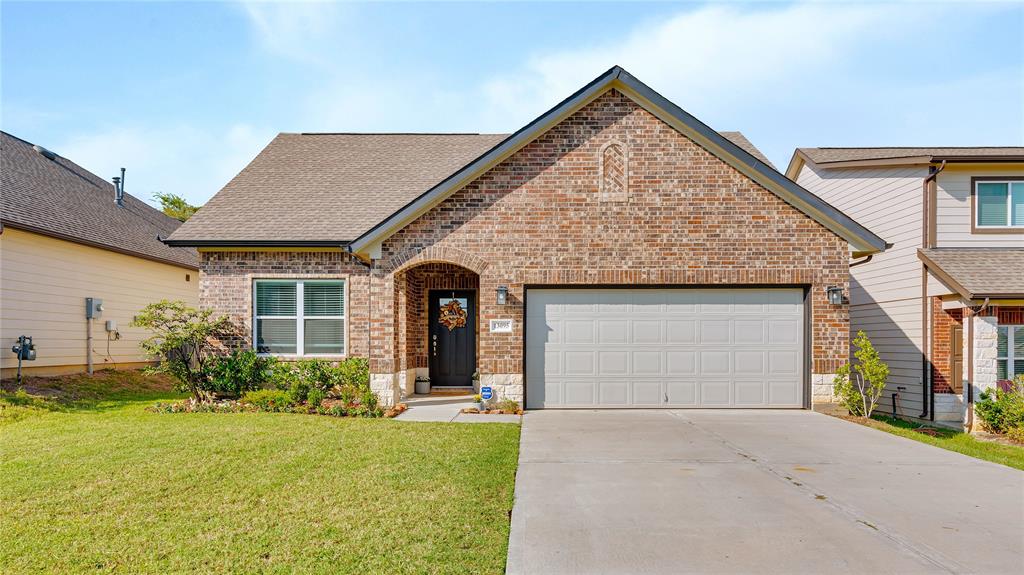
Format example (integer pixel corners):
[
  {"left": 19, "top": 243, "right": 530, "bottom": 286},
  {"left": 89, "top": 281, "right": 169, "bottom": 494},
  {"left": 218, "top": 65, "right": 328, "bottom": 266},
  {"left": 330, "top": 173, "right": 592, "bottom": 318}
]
[
  {"left": 632, "top": 351, "right": 662, "bottom": 374},
  {"left": 699, "top": 320, "right": 731, "bottom": 344},
  {"left": 667, "top": 380, "right": 698, "bottom": 405},
  {"left": 666, "top": 320, "right": 697, "bottom": 343},
  {"left": 564, "top": 351, "right": 595, "bottom": 375},
  {"left": 770, "top": 380, "right": 800, "bottom": 405},
  {"left": 598, "top": 380, "right": 629, "bottom": 405},
  {"left": 598, "top": 351, "right": 629, "bottom": 374},
  {"left": 700, "top": 351, "right": 731, "bottom": 375},
  {"left": 666, "top": 351, "right": 696, "bottom": 375},
  {"left": 700, "top": 380, "right": 732, "bottom": 405},
  {"left": 734, "top": 351, "right": 766, "bottom": 375},
  {"left": 598, "top": 320, "right": 628, "bottom": 343},
  {"left": 632, "top": 320, "right": 662, "bottom": 344},
  {"left": 632, "top": 380, "right": 663, "bottom": 405},
  {"left": 735, "top": 380, "right": 767, "bottom": 405},
  {"left": 526, "top": 288, "right": 804, "bottom": 409},
  {"left": 564, "top": 381, "right": 596, "bottom": 405}
]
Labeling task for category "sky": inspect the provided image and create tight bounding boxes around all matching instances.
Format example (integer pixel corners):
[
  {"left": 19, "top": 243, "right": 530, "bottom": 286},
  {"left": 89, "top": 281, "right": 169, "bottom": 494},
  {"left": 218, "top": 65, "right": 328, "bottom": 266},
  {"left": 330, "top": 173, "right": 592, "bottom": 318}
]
[{"left": 3, "top": 1, "right": 1023, "bottom": 208}]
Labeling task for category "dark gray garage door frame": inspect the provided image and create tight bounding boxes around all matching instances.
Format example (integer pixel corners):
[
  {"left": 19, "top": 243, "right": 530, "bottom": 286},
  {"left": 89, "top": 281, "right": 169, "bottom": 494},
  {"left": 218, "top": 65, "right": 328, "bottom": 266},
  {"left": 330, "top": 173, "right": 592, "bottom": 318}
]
[{"left": 521, "top": 284, "right": 813, "bottom": 410}]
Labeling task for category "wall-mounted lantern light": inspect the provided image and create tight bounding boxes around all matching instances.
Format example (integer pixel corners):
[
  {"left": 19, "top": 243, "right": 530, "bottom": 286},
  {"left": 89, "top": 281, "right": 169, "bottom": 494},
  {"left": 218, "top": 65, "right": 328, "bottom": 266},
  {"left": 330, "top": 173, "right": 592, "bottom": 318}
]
[
  {"left": 826, "top": 286, "right": 846, "bottom": 305},
  {"left": 496, "top": 285, "right": 509, "bottom": 305}
]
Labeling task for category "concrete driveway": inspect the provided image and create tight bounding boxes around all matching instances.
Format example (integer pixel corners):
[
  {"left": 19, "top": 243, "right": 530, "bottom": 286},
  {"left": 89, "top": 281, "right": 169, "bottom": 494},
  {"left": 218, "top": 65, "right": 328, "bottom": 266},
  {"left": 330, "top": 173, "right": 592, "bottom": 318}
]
[{"left": 506, "top": 410, "right": 1024, "bottom": 575}]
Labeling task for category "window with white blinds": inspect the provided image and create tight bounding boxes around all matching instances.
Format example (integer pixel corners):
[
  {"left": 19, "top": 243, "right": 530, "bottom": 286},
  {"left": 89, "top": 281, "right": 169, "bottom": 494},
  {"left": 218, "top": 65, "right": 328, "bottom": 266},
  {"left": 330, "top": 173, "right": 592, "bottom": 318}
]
[
  {"left": 996, "top": 326, "right": 1023, "bottom": 381},
  {"left": 976, "top": 182, "right": 1024, "bottom": 228},
  {"left": 254, "top": 280, "right": 345, "bottom": 356}
]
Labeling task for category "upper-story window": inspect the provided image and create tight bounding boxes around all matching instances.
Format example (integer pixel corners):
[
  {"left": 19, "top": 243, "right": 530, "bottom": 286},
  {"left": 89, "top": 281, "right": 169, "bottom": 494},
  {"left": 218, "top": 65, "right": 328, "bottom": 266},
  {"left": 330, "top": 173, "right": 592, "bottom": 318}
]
[{"left": 975, "top": 180, "right": 1023, "bottom": 229}]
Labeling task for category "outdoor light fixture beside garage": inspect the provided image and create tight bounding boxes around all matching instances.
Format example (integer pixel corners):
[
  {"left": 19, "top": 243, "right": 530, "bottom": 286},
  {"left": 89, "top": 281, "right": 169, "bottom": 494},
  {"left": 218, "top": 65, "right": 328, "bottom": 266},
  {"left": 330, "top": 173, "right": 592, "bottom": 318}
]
[
  {"left": 496, "top": 285, "right": 509, "bottom": 305},
  {"left": 826, "top": 286, "right": 846, "bottom": 305}
]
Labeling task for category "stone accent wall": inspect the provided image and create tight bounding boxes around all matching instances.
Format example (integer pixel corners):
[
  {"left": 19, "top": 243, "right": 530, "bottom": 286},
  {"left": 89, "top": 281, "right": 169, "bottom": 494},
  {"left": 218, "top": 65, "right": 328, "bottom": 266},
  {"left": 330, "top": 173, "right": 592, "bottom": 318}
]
[
  {"left": 971, "top": 315, "right": 999, "bottom": 396},
  {"left": 811, "top": 374, "right": 837, "bottom": 407},
  {"left": 199, "top": 250, "right": 370, "bottom": 356},
  {"left": 374, "top": 89, "right": 850, "bottom": 404},
  {"left": 931, "top": 298, "right": 963, "bottom": 394}
]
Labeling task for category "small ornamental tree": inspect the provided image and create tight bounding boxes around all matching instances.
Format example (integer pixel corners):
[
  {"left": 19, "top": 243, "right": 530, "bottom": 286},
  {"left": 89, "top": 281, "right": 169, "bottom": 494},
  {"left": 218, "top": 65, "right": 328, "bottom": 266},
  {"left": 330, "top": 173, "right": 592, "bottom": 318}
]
[
  {"left": 833, "top": 330, "right": 890, "bottom": 418},
  {"left": 132, "top": 300, "right": 232, "bottom": 402}
]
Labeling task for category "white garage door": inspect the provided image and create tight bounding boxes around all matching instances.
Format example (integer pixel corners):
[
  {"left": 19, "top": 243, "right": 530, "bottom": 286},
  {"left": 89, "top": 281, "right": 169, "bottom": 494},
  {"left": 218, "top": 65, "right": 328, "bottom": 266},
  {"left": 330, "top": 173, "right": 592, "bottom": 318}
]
[{"left": 525, "top": 288, "right": 805, "bottom": 409}]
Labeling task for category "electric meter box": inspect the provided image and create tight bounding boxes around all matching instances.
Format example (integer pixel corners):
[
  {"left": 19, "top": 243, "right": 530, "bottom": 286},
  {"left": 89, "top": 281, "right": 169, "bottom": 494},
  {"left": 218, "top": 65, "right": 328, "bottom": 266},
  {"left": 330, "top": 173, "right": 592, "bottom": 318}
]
[{"left": 85, "top": 297, "right": 104, "bottom": 319}]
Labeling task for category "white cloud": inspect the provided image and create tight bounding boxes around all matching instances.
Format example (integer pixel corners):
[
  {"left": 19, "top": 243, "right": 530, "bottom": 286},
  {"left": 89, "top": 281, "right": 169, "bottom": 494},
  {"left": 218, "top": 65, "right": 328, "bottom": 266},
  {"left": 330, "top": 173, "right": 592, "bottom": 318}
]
[
  {"left": 56, "top": 123, "right": 274, "bottom": 207},
  {"left": 237, "top": 0, "right": 351, "bottom": 65}
]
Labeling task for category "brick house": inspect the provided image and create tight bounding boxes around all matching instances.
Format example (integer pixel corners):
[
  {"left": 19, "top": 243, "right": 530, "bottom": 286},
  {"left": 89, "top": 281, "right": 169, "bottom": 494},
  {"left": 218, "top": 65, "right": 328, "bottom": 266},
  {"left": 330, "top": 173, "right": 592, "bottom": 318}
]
[
  {"left": 166, "top": 67, "right": 886, "bottom": 409},
  {"left": 788, "top": 147, "right": 1024, "bottom": 428}
]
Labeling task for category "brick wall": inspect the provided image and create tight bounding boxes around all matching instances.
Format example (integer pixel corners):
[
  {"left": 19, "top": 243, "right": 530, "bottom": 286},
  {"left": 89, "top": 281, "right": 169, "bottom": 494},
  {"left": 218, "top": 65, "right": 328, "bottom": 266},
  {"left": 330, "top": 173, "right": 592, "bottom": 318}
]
[
  {"left": 931, "top": 297, "right": 963, "bottom": 394},
  {"left": 376, "top": 89, "right": 850, "bottom": 379},
  {"left": 199, "top": 250, "right": 370, "bottom": 356}
]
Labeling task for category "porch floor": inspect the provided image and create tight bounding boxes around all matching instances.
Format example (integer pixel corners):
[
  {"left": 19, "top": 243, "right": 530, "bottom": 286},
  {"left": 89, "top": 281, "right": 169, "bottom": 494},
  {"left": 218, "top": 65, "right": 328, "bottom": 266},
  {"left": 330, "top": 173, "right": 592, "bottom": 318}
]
[{"left": 396, "top": 394, "right": 521, "bottom": 424}]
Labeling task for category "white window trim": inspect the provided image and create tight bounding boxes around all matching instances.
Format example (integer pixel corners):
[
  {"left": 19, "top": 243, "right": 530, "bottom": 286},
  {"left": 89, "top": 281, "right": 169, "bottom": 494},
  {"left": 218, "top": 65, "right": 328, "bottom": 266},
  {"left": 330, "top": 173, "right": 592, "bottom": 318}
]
[
  {"left": 253, "top": 279, "right": 347, "bottom": 358},
  {"left": 975, "top": 181, "right": 1023, "bottom": 229},
  {"left": 997, "top": 325, "right": 1021, "bottom": 380}
]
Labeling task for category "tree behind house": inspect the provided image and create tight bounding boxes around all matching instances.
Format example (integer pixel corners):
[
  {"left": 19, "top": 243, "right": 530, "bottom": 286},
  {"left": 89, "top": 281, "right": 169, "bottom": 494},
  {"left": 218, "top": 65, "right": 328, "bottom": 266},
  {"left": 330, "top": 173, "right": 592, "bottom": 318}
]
[{"left": 153, "top": 192, "right": 200, "bottom": 221}]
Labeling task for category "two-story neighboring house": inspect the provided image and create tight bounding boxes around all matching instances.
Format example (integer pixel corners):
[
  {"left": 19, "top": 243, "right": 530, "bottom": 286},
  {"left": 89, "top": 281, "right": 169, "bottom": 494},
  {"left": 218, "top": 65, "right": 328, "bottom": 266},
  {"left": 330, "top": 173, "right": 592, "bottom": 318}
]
[{"left": 787, "top": 148, "right": 1024, "bottom": 428}]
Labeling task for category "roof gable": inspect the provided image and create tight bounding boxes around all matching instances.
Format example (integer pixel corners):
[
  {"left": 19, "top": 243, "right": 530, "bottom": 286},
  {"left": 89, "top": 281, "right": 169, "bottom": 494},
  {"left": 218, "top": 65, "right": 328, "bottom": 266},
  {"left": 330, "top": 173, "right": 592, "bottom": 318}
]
[
  {"left": 0, "top": 131, "right": 198, "bottom": 269},
  {"left": 349, "top": 66, "right": 886, "bottom": 257}
]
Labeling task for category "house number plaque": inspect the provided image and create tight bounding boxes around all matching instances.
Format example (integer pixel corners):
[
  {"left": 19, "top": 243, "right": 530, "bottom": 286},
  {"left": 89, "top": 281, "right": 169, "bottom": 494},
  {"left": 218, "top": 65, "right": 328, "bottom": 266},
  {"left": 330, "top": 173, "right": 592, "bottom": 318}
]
[{"left": 489, "top": 319, "right": 513, "bottom": 333}]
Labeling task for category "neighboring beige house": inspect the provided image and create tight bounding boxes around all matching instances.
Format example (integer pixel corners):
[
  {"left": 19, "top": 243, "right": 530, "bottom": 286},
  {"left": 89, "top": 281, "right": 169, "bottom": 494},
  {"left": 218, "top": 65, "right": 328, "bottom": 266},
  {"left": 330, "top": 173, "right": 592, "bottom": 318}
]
[
  {"left": 787, "top": 148, "right": 1024, "bottom": 428},
  {"left": 1, "top": 131, "right": 199, "bottom": 377}
]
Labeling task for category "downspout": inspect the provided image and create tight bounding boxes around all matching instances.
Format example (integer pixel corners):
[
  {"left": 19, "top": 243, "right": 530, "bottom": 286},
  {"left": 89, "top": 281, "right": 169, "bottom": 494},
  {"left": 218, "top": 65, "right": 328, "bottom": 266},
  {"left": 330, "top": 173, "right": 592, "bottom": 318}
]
[
  {"left": 849, "top": 254, "right": 873, "bottom": 268},
  {"left": 919, "top": 161, "right": 947, "bottom": 419},
  {"left": 965, "top": 297, "right": 990, "bottom": 432}
]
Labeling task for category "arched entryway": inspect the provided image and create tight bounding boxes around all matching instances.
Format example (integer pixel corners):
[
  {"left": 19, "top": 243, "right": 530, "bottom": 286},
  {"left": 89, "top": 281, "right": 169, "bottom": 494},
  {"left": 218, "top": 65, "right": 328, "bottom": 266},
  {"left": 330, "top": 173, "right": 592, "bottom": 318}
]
[{"left": 394, "top": 262, "right": 480, "bottom": 393}]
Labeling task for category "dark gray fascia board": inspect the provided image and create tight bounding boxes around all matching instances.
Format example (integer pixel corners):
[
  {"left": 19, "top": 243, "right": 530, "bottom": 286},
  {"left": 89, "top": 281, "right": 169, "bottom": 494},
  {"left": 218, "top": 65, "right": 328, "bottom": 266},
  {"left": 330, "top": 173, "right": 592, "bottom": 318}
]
[{"left": 161, "top": 238, "right": 349, "bottom": 248}]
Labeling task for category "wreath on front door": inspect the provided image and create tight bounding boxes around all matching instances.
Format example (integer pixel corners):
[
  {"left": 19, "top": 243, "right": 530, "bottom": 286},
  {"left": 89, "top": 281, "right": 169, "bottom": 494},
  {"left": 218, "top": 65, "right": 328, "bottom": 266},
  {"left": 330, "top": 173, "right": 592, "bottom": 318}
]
[{"left": 438, "top": 299, "right": 467, "bottom": 331}]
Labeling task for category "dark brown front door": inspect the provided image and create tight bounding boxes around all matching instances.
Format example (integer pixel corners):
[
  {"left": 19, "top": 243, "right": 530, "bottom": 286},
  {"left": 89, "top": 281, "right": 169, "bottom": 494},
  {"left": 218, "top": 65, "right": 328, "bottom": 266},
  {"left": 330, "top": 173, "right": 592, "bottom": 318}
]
[
  {"left": 429, "top": 290, "right": 476, "bottom": 387},
  {"left": 951, "top": 325, "right": 963, "bottom": 393}
]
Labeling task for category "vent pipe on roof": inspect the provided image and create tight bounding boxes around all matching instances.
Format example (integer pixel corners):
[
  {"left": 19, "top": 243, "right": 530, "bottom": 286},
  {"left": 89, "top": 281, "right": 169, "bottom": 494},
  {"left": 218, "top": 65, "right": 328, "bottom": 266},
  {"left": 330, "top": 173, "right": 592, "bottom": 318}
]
[{"left": 113, "top": 168, "right": 126, "bottom": 207}]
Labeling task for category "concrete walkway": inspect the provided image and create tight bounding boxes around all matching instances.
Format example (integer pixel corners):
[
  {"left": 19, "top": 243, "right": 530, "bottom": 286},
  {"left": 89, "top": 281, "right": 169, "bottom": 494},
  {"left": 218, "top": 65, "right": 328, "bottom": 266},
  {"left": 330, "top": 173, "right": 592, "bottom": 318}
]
[
  {"left": 393, "top": 394, "right": 520, "bottom": 423},
  {"left": 507, "top": 410, "right": 1024, "bottom": 575}
]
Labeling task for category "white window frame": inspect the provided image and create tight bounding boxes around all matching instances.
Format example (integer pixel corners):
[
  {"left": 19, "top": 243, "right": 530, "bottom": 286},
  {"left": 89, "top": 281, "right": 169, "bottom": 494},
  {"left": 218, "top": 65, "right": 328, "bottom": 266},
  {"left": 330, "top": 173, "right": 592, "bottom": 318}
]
[
  {"left": 975, "top": 181, "right": 1023, "bottom": 229},
  {"left": 253, "top": 279, "right": 346, "bottom": 358},
  {"left": 997, "top": 325, "right": 1022, "bottom": 381}
]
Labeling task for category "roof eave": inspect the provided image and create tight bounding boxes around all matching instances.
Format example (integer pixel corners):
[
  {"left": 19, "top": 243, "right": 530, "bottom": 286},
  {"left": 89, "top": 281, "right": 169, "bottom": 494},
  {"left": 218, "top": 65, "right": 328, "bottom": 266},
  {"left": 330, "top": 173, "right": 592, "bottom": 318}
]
[
  {"left": 349, "top": 66, "right": 887, "bottom": 257},
  {"left": 3, "top": 220, "right": 199, "bottom": 270},
  {"left": 161, "top": 238, "right": 349, "bottom": 248}
]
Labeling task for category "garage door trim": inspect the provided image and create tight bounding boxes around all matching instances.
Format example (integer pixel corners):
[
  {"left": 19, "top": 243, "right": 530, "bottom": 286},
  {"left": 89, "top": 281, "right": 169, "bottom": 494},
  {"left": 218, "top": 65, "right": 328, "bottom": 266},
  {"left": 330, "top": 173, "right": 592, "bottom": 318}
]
[{"left": 522, "top": 284, "right": 812, "bottom": 409}]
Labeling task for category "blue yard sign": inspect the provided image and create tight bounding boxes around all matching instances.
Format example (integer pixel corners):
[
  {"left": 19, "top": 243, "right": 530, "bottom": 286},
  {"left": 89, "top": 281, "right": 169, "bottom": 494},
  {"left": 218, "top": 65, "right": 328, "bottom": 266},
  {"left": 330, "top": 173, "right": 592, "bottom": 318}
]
[{"left": 480, "top": 386, "right": 493, "bottom": 401}]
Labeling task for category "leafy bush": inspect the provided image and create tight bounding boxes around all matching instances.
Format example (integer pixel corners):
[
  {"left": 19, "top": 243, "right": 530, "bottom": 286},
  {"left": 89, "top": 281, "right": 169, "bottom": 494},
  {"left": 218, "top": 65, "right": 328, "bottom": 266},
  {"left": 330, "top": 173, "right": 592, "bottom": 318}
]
[
  {"left": 307, "top": 388, "right": 325, "bottom": 410},
  {"left": 241, "top": 389, "right": 294, "bottom": 412},
  {"left": 833, "top": 331, "right": 890, "bottom": 417},
  {"left": 132, "top": 300, "right": 233, "bottom": 402},
  {"left": 976, "top": 375, "right": 1024, "bottom": 435},
  {"left": 494, "top": 399, "right": 520, "bottom": 413},
  {"left": 288, "top": 379, "right": 311, "bottom": 405},
  {"left": 206, "top": 350, "right": 275, "bottom": 397}
]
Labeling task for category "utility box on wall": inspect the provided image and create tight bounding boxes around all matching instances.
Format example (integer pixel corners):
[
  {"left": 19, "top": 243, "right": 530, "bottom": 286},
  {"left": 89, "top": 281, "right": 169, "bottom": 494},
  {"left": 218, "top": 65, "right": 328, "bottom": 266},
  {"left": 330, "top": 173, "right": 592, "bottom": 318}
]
[{"left": 85, "top": 297, "right": 104, "bottom": 319}]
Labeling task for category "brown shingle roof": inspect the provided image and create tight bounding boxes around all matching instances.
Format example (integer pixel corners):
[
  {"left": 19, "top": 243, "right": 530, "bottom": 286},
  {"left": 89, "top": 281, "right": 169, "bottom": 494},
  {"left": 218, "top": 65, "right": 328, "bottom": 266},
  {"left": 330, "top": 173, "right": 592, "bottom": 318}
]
[
  {"left": 167, "top": 131, "right": 773, "bottom": 244},
  {"left": 800, "top": 147, "right": 1024, "bottom": 165},
  {"left": 0, "top": 131, "right": 198, "bottom": 269},
  {"left": 720, "top": 132, "right": 774, "bottom": 168},
  {"left": 919, "top": 248, "right": 1024, "bottom": 298}
]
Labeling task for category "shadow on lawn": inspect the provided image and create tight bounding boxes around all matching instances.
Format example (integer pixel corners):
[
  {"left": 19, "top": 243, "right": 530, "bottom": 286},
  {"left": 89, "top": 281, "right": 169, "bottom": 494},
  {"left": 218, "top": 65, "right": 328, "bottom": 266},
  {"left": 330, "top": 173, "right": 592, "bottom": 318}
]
[{"left": 0, "top": 369, "right": 183, "bottom": 417}]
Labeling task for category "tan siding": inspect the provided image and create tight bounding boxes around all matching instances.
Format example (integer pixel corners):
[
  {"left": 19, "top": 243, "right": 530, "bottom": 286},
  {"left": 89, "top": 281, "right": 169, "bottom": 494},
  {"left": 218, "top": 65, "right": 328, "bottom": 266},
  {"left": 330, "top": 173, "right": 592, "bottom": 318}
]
[
  {"left": 797, "top": 161, "right": 928, "bottom": 413},
  {"left": 1, "top": 228, "right": 198, "bottom": 374},
  {"left": 935, "top": 165, "right": 1024, "bottom": 247}
]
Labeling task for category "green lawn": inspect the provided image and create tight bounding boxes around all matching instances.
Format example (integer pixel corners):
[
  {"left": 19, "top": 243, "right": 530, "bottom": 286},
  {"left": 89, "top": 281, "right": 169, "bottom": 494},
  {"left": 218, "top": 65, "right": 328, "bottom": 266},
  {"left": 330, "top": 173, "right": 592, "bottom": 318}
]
[
  {"left": 855, "top": 414, "right": 1024, "bottom": 471},
  {"left": 1, "top": 372, "right": 521, "bottom": 574}
]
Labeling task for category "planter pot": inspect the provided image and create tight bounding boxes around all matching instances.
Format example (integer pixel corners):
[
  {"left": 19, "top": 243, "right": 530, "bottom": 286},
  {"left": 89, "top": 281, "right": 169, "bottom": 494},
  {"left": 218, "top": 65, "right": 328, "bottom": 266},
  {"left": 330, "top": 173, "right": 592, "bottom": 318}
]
[{"left": 415, "top": 379, "right": 431, "bottom": 395}]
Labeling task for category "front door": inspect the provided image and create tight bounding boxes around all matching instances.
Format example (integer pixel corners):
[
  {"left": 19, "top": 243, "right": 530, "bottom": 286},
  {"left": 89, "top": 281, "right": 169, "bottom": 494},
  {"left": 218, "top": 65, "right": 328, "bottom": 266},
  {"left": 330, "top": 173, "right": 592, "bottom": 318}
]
[
  {"left": 951, "top": 325, "right": 963, "bottom": 393},
  {"left": 429, "top": 290, "right": 476, "bottom": 387}
]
